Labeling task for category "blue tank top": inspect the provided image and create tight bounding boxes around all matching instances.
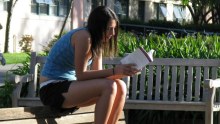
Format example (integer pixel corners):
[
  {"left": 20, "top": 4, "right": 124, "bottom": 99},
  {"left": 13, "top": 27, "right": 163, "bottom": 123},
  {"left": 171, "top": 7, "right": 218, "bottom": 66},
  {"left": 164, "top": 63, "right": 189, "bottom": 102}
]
[{"left": 41, "top": 28, "right": 91, "bottom": 81}]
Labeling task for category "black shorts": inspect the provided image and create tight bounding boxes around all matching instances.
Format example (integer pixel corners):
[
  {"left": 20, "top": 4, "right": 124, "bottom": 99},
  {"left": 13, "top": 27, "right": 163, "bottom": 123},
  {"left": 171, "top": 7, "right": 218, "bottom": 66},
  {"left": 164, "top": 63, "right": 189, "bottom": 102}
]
[{"left": 39, "top": 80, "right": 78, "bottom": 113}]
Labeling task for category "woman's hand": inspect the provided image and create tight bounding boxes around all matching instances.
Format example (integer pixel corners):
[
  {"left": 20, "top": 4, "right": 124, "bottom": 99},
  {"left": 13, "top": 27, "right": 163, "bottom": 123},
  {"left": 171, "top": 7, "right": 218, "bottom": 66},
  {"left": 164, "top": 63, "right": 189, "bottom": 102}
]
[{"left": 114, "top": 64, "right": 140, "bottom": 76}]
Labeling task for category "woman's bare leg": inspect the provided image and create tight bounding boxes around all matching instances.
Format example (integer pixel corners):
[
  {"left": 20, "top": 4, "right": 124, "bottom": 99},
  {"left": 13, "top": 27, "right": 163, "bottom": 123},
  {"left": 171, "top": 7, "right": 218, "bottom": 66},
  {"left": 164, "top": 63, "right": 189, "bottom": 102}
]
[
  {"left": 94, "top": 80, "right": 117, "bottom": 124},
  {"left": 107, "top": 79, "right": 127, "bottom": 124},
  {"left": 62, "top": 78, "right": 118, "bottom": 124}
]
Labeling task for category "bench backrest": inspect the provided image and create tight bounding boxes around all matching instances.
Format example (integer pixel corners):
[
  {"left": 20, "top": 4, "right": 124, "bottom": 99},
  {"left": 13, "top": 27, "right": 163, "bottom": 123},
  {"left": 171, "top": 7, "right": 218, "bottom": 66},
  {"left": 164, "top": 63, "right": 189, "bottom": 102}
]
[
  {"left": 129, "top": 58, "right": 220, "bottom": 102},
  {"left": 27, "top": 52, "right": 220, "bottom": 103}
]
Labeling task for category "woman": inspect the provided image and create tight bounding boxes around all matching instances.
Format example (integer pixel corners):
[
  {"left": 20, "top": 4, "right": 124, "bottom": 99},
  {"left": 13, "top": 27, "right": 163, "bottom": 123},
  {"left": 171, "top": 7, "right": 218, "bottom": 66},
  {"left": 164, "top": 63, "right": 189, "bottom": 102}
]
[{"left": 39, "top": 6, "right": 139, "bottom": 124}]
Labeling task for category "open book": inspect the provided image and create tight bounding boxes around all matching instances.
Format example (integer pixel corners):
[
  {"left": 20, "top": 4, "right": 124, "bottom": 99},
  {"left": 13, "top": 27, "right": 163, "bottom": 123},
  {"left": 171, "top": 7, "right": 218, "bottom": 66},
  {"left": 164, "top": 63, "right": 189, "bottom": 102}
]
[
  {"left": 120, "top": 47, "right": 154, "bottom": 70},
  {"left": 107, "top": 47, "right": 154, "bottom": 79}
]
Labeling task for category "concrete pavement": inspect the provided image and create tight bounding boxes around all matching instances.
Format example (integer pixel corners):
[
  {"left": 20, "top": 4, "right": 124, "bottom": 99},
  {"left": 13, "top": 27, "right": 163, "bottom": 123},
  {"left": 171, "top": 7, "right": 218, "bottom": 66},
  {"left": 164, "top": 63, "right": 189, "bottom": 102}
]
[{"left": 0, "top": 64, "right": 21, "bottom": 86}]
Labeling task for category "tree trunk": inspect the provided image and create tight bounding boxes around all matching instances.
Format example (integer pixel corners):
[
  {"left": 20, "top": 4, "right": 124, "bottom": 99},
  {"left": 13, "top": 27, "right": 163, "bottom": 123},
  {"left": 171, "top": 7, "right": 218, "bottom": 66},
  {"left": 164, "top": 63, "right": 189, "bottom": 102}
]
[
  {"left": 4, "top": 0, "right": 13, "bottom": 53},
  {"left": 4, "top": 0, "right": 18, "bottom": 53},
  {"left": 215, "top": 5, "right": 220, "bottom": 24},
  {"left": 186, "top": 4, "right": 199, "bottom": 25}
]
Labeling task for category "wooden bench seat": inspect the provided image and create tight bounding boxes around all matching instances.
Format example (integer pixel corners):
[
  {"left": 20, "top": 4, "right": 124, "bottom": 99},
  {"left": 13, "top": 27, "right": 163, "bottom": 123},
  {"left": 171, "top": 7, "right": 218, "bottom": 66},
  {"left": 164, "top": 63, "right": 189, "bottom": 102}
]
[{"left": 2, "top": 52, "right": 220, "bottom": 124}]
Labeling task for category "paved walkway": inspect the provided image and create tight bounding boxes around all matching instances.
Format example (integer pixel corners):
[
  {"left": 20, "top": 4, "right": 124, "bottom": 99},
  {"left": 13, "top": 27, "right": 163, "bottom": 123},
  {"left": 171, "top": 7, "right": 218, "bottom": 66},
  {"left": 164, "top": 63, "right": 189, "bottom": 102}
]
[{"left": 0, "top": 64, "right": 21, "bottom": 86}]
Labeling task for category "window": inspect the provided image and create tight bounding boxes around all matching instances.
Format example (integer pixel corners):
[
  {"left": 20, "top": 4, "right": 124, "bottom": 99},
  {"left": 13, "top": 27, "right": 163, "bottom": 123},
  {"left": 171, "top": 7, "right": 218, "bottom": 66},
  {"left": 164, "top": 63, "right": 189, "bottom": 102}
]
[
  {"left": 49, "top": 2, "right": 57, "bottom": 16},
  {"left": 31, "top": 0, "right": 38, "bottom": 14},
  {"left": 173, "top": 5, "right": 186, "bottom": 23},
  {"left": 31, "top": 0, "right": 68, "bottom": 16},
  {"left": 39, "top": 3, "right": 48, "bottom": 15},
  {"left": 159, "top": 4, "right": 167, "bottom": 17},
  {"left": 58, "top": 0, "right": 67, "bottom": 16},
  {"left": 154, "top": 3, "right": 167, "bottom": 20},
  {"left": 114, "top": 0, "right": 128, "bottom": 19}
]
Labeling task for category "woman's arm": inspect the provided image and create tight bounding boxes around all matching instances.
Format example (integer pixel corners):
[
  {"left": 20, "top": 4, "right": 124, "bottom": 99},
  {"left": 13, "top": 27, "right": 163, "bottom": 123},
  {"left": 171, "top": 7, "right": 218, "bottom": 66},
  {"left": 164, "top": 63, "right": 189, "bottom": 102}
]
[
  {"left": 73, "top": 30, "right": 139, "bottom": 81},
  {"left": 91, "top": 51, "right": 102, "bottom": 70},
  {"left": 73, "top": 30, "right": 113, "bottom": 81}
]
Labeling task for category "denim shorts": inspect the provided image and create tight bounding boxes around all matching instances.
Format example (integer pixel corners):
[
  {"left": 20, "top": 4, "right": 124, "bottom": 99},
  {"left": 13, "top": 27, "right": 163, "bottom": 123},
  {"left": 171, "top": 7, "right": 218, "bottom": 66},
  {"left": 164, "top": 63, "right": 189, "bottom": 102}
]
[{"left": 39, "top": 80, "right": 79, "bottom": 113}]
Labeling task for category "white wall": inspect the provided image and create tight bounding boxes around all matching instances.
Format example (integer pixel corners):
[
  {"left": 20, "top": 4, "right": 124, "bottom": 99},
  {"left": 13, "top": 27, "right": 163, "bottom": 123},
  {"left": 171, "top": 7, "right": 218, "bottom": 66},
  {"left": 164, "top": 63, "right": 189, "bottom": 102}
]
[
  {"left": 166, "top": 3, "right": 173, "bottom": 21},
  {"left": 0, "top": 0, "right": 72, "bottom": 53}
]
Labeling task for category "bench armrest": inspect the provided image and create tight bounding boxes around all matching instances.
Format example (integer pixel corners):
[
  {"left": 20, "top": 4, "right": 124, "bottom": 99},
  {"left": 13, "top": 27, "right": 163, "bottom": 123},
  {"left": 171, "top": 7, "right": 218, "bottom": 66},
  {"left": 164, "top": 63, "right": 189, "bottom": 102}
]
[
  {"left": 14, "top": 74, "right": 34, "bottom": 84},
  {"left": 12, "top": 74, "right": 34, "bottom": 107},
  {"left": 204, "top": 79, "right": 220, "bottom": 88},
  {"left": 203, "top": 79, "right": 220, "bottom": 105}
]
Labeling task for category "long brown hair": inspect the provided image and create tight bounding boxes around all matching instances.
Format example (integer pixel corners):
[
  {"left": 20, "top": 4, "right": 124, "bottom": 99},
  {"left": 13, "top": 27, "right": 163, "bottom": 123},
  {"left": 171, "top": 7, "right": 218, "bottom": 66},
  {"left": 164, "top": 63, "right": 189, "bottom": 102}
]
[{"left": 86, "top": 6, "right": 119, "bottom": 57}]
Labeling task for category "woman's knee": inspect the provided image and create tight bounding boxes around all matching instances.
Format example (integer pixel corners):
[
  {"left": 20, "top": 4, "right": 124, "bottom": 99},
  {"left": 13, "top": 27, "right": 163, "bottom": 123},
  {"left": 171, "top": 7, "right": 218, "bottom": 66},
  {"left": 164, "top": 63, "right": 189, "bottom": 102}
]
[
  {"left": 103, "top": 79, "right": 118, "bottom": 94},
  {"left": 102, "top": 79, "right": 127, "bottom": 97},
  {"left": 115, "top": 79, "right": 127, "bottom": 96}
]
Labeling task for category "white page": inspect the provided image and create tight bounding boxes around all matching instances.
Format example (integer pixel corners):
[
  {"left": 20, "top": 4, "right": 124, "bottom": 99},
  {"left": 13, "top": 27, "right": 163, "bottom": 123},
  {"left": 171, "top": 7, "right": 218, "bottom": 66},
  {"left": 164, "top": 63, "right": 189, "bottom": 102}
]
[{"left": 120, "top": 48, "right": 154, "bottom": 70}]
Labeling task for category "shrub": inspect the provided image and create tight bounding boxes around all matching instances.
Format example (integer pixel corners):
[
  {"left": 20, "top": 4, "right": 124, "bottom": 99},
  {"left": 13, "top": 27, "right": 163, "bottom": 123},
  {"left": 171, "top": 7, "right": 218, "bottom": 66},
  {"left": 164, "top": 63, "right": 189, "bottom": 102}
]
[{"left": 19, "top": 35, "right": 33, "bottom": 52}]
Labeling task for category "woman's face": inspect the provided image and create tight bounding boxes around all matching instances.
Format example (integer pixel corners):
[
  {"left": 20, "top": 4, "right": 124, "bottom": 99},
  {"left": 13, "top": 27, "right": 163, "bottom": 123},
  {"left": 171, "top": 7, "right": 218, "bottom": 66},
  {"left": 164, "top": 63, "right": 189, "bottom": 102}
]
[{"left": 103, "top": 19, "right": 117, "bottom": 42}]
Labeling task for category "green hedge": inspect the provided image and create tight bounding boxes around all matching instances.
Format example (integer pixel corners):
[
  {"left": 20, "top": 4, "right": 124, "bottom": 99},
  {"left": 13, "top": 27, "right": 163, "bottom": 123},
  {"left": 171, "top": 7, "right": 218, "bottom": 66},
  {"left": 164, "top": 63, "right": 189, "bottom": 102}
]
[{"left": 118, "top": 31, "right": 220, "bottom": 59}]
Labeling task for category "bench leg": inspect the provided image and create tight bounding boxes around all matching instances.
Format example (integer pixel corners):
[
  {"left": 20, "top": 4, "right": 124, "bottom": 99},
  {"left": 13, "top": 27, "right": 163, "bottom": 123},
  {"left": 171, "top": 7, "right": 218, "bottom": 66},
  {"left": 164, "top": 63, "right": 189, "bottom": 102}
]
[
  {"left": 124, "top": 109, "right": 128, "bottom": 124},
  {"left": 205, "top": 111, "right": 213, "bottom": 124},
  {"left": 218, "top": 112, "right": 220, "bottom": 124},
  {"left": 12, "top": 83, "right": 22, "bottom": 107}
]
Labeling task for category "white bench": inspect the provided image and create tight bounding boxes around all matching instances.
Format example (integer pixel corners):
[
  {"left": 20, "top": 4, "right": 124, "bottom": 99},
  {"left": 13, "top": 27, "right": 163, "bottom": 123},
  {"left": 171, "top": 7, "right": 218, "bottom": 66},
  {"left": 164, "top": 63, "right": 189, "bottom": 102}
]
[{"left": 6, "top": 52, "right": 220, "bottom": 124}]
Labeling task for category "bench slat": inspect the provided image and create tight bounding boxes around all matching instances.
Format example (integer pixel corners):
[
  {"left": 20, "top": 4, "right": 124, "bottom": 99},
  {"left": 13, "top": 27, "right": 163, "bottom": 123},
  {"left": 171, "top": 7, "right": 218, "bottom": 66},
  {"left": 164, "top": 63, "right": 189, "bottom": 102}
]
[
  {"left": 125, "top": 100, "right": 206, "bottom": 111},
  {"left": 211, "top": 67, "right": 217, "bottom": 79},
  {"left": 33, "top": 63, "right": 40, "bottom": 97},
  {"left": 124, "top": 76, "right": 130, "bottom": 99},
  {"left": 131, "top": 74, "right": 138, "bottom": 100},
  {"left": 102, "top": 57, "right": 122, "bottom": 64},
  {"left": 28, "top": 52, "right": 37, "bottom": 97},
  {"left": 150, "top": 58, "right": 220, "bottom": 66},
  {"left": 147, "top": 65, "right": 154, "bottom": 100},
  {"left": 178, "top": 66, "right": 185, "bottom": 101},
  {"left": 171, "top": 66, "right": 177, "bottom": 101},
  {"left": 195, "top": 67, "right": 201, "bottom": 102},
  {"left": 18, "top": 99, "right": 43, "bottom": 107},
  {"left": 155, "top": 66, "right": 161, "bottom": 100},
  {"left": 139, "top": 67, "right": 146, "bottom": 100},
  {"left": 203, "top": 67, "right": 209, "bottom": 102},
  {"left": 163, "top": 66, "right": 169, "bottom": 101},
  {"left": 186, "top": 66, "right": 193, "bottom": 101}
]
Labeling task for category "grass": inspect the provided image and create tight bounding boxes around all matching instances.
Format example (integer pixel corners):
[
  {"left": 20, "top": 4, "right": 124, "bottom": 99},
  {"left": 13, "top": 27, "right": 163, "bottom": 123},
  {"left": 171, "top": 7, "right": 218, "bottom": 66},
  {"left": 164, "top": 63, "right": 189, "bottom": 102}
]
[{"left": 3, "top": 53, "right": 29, "bottom": 64}]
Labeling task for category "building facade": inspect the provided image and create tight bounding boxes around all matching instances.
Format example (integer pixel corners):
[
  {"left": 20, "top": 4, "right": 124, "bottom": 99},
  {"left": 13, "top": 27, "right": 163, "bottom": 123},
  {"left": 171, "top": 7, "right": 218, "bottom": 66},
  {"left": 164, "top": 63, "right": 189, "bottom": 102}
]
[{"left": 0, "top": 0, "right": 191, "bottom": 53}]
